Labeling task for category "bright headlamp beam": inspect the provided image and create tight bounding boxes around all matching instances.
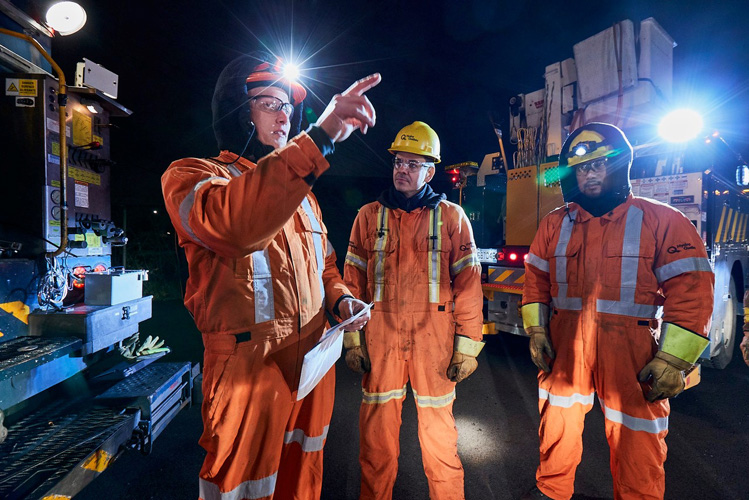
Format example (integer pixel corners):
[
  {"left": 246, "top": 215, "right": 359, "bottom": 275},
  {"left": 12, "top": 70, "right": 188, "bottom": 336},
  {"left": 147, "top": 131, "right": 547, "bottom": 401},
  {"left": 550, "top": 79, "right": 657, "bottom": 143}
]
[
  {"left": 283, "top": 62, "right": 300, "bottom": 82},
  {"left": 574, "top": 145, "right": 588, "bottom": 156},
  {"left": 658, "top": 109, "right": 704, "bottom": 143},
  {"left": 45, "top": 2, "right": 87, "bottom": 36}
]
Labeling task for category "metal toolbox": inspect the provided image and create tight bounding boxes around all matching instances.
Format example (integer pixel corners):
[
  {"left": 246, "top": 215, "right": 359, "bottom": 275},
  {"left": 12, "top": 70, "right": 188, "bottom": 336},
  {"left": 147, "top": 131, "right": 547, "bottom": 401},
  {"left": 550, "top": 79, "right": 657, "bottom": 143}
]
[
  {"left": 85, "top": 269, "right": 147, "bottom": 306},
  {"left": 29, "top": 296, "right": 153, "bottom": 355}
]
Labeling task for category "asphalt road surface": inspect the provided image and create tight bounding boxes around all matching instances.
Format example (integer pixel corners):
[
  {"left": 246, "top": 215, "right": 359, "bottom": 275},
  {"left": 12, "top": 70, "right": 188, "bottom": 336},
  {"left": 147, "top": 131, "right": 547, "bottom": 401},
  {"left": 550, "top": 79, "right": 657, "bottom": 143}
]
[{"left": 76, "top": 301, "right": 749, "bottom": 500}]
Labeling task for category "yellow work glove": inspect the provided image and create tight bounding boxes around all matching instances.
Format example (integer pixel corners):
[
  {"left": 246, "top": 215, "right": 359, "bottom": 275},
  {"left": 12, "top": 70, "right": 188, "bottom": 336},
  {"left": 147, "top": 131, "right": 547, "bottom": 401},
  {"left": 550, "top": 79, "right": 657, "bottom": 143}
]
[
  {"left": 120, "top": 333, "right": 169, "bottom": 360},
  {"left": 741, "top": 335, "right": 749, "bottom": 368},
  {"left": 527, "top": 326, "right": 555, "bottom": 373},
  {"left": 343, "top": 331, "right": 371, "bottom": 373},
  {"left": 446, "top": 352, "right": 478, "bottom": 382},
  {"left": 446, "top": 335, "right": 484, "bottom": 382},
  {"left": 638, "top": 351, "right": 693, "bottom": 402}
]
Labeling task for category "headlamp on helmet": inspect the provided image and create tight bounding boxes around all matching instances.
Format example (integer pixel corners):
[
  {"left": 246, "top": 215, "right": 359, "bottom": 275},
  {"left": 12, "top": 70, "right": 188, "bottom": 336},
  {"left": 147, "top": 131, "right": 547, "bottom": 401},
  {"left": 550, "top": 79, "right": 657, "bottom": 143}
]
[{"left": 245, "top": 57, "right": 307, "bottom": 106}]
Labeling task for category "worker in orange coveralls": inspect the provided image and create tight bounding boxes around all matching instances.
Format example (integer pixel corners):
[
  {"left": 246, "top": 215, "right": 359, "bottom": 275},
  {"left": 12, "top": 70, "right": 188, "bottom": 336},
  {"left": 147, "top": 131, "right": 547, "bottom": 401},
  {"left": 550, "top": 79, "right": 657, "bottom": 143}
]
[
  {"left": 742, "top": 291, "right": 749, "bottom": 366},
  {"left": 162, "top": 51, "right": 378, "bottom": 500},
  {"left": 343, "top": 122, "right": 484, "bottom": 500},
  {"left": 519, "top": 122, "right": 714, "bottom": 500}
]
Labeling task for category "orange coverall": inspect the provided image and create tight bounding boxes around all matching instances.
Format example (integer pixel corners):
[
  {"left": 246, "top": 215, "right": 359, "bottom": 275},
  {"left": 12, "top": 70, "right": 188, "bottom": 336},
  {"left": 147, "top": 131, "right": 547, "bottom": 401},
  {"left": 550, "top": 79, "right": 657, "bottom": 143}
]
[
  {"left": 162, "top": 133, "right": 351, "bottom": 500},
  {"left": 344, "top": 200, "right": 483, "bottom": 500},
  {"left": 522, "top": 195, "right": 714, "bottom": 500}
]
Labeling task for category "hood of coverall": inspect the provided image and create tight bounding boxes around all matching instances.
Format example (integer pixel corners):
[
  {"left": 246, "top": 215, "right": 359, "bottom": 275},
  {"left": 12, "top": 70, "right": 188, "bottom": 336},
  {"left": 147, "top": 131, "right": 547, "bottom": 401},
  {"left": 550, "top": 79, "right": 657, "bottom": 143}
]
[
  {"left": 558, "top": 122, "right": 634, "bottom": 217},
  {"left": 212, "top": 51, "right": 305, "bottom": 161}
]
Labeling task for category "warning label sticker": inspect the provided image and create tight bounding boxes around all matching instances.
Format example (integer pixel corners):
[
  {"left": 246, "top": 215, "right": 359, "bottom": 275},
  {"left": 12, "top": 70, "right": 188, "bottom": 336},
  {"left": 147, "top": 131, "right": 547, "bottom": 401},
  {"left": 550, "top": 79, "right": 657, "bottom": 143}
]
[{"left": 5, "top": 78, "right": 38, "bottom": 96}]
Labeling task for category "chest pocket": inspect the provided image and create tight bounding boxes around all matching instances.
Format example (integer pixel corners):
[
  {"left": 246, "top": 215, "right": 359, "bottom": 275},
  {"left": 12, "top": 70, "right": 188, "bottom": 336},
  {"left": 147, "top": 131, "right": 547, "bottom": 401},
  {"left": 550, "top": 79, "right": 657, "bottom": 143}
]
[{"left": 603, "top": 235, "right": 657, "bottom": 293}]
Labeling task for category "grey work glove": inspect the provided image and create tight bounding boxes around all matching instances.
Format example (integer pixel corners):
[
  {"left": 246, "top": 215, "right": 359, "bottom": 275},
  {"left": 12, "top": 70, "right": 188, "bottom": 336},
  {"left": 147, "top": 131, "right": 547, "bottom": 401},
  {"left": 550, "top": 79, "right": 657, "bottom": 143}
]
[
  {"left": 638, "top": 351, "right": 693, "bottom": 402},
  {"left": 343, "top": 330, "right": 370, "bottom": 373},
  {"left": 446, "top": 352, "right": 478, "bottom": 382},
  {"left": 527, "top": 326, "right": 555, "bottom": 373}
]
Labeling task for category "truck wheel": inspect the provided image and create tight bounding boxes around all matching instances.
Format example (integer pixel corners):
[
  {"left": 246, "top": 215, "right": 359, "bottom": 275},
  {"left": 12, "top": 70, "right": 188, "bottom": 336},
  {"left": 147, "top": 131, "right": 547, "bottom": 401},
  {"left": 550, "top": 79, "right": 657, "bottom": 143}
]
[{"left": 703, "top": 276, "right": 739, "bottom": 369}]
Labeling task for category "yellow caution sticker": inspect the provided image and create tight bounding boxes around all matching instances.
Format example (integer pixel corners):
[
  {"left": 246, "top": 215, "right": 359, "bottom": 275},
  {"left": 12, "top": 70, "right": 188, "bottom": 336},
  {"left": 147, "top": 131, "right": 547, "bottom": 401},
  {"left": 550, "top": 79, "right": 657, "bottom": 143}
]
[
  {"left": 68, "top": 166, "right": 101, "bottom": 185},
  {"left": 41, "top": 495, "right": 72, "bottom": 500},
  {"left": 82, "top": 449, "right": 113, "bottom": 472},
  {"left": 85, "top": 233, "right": 102, "bottom": 248},
  {"left": 6, "top": 78, "right": 38, "bottom": 96},
  {"left": 0, "top": 301, "right": 30, "bottom": 325}
]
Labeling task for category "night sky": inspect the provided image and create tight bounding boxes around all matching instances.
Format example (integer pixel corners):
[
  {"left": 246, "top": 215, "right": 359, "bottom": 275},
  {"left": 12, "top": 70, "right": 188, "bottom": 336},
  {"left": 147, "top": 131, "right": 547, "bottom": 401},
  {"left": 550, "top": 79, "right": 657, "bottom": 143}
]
[{"left": 36, "top": 0, "right": 749, "bottom": 280}]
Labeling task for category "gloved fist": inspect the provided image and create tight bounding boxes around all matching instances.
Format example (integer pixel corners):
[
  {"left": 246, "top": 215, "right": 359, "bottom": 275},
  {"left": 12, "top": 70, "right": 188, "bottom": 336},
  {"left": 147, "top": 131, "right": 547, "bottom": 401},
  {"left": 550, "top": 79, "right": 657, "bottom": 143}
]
[
  {"left": 345, "top": 345, "right": 371, "bottom": 374},
  {"left": 638, "top": 351, "right": 692, "bottom": 402},
  {"left": 527, "top": 326, "right": 555, "bottom": 373},
  {"left": 343, "top": 330, "right": 370, "bottom": 374},
  {"left": 740, "top": 334, "right": 749, "bottom": 367},
  {"left": 446, "top": 352, "right": 478, "bottom": 382}
]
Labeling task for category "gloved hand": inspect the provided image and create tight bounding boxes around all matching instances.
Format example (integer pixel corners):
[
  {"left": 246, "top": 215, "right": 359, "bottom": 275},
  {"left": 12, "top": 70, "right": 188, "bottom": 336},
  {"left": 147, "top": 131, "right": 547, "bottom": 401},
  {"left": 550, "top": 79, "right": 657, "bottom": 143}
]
[
  {"left": 120, "top": 333, "right": 170, "bottom": 360},
  {"left": 740, "top": 334, "right": 749, "bottom": 367},
  {"left": 638, "top": 351, "right": 693, "bottom": 402},
  {"left": 446, "top": 352, "right": 478, "bottom": 382},
  {"left": 343, "top": 330, "right": 370, "bottom": 373},
  {"left": 527, "top": 326, "right": 555, "bottom": 373}
]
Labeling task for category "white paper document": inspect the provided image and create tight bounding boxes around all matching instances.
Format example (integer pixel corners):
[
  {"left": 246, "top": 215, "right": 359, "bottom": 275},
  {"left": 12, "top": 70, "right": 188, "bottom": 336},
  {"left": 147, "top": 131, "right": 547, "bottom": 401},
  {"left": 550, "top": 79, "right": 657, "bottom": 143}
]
[{"left": 296, "top": 302, "right": 373, "bottom": 401}]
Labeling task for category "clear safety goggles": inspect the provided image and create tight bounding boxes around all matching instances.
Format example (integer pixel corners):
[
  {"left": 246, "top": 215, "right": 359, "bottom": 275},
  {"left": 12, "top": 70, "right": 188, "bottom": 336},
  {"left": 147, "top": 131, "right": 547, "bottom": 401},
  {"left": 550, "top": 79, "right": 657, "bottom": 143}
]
[
  {"left": 392, "top": 157, "right": 433, "bottom": 172},
  {"left": 574, "top": 158, "right": 607, "bottom": 175},
  {"left": 249, "top": 95, "right": 294, "bottom": 117}
]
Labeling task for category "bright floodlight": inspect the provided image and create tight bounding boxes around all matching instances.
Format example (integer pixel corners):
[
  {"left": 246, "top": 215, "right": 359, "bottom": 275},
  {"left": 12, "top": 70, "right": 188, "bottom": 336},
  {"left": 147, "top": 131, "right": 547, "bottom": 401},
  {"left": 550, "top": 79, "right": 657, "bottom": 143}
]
[
  {"left": 283, "top": 62, "right": 300, "bottom": 82},
  {"left": 658, "top": 109, "right": 704, "bottom": 143},
  {"left": 46, "top": 2, "right": 87, "bottom": 35}
]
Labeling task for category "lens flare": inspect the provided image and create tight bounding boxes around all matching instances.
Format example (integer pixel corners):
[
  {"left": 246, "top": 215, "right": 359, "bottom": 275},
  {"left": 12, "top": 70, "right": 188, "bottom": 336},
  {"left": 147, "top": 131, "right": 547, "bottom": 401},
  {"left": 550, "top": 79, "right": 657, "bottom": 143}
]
[{"left": 658, "top": 109, "right": 704, "bottom": 143}]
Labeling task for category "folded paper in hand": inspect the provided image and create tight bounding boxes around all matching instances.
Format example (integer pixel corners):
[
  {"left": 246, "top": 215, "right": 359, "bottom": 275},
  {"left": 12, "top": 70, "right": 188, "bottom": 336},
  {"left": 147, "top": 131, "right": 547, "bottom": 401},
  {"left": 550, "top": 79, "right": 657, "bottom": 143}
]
[{"left": 297, "top": 302, "right": 373, "bottom": 401}]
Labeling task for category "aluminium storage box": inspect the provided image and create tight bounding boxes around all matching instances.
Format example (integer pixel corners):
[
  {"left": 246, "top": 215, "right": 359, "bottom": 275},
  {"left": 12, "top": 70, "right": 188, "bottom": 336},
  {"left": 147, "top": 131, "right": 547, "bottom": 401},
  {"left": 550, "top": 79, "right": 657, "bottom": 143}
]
[{"left": 85, "top": 270, "right": 147, "bottom": 306}]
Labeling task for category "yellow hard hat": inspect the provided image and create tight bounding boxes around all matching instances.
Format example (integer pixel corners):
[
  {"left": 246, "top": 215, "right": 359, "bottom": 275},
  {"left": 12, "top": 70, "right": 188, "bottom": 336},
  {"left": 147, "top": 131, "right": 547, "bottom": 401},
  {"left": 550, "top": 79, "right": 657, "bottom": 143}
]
[
  {"left": 559, "top": 122, "right": 631, "bottom": 168},
  {"left": 388, "top": 121, "right": 441, "bottom": 163}
]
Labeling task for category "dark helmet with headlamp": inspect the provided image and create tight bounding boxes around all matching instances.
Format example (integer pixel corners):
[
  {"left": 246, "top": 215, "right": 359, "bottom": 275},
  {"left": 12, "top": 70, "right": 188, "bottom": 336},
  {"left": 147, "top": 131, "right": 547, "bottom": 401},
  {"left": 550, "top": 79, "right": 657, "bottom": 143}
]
[
  {"left": 558, "top": 122, "right": 634, "bottom": 215},
  {"left": 212, "top": 50, "right": 306, "bottom": 159}
]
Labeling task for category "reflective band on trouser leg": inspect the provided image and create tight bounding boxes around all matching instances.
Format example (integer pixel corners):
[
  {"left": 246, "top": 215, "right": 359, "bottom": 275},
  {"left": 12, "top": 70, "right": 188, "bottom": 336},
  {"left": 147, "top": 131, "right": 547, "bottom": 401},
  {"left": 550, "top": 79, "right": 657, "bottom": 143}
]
[
  {"left": 596, "top": 205, "right": 660, "bottom": 318},
  {"left": 412, "top": 388, "right": 456, "bottom": 408},
  {"left": 428, "top": 205, "right": 442, "bottom": 303},
  {"left": 252, "top": 248, "right": 275, "bottom": 323},
  {"left": 599, "top": 400, "right": 668, "bottom": 434},
  {"left": 551, "top": 210, "right": 582, "bottom": 311},
  {"left": 373, "top": 206, "right": 389, "bottom": 302},
  {"left": 659, "top": 322, "right": 710, "bottom": 363},
  {"left": 199, "top": 475, "right": 276, "bottom": 500},
  {"left": 284, "top": 425, "right": 329, "bottom": 452},
  {"left": 538, "top": 388, "right": 595, "bottom": 408},
  {"left": 362, "top": 384, "right": 407, "bottom": 404},
  {"left": 301, "top": 197, "right": 326, "bottom": 301}
]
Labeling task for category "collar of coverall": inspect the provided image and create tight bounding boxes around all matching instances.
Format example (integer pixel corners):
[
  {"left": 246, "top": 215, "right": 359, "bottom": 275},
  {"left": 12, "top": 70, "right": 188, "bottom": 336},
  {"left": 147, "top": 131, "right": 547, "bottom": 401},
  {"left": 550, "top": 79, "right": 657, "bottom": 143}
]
[{"left": 570, "top": 193, "right": 634, "bottom": 222}]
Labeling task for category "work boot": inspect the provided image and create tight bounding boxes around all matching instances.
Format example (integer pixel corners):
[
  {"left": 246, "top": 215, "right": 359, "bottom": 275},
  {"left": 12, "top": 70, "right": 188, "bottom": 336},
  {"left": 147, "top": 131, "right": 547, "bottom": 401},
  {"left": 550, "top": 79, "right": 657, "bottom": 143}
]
[{"left": 520, "top": 486, "right": 554, "bottom": 500}]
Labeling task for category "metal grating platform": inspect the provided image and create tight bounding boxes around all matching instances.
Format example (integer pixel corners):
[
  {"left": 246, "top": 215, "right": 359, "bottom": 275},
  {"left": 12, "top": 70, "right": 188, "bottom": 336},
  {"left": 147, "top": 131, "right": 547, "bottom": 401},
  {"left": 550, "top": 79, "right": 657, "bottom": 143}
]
[
  {"left": 0, "top": 336, "right": 82, "bottom": 382},
  {"left": 0, "top": 403, "right": 135, "bottom": 499},
  {"left": 97, "top": 362, "right": 192, "bottom": 443}
]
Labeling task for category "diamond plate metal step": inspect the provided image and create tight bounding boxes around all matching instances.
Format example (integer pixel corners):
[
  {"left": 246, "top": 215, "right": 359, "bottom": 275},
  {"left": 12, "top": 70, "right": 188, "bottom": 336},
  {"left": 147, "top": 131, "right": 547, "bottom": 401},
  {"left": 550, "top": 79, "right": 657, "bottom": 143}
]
[{"left": 0, "top": 402, "right": 136, "bottom": 499}]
